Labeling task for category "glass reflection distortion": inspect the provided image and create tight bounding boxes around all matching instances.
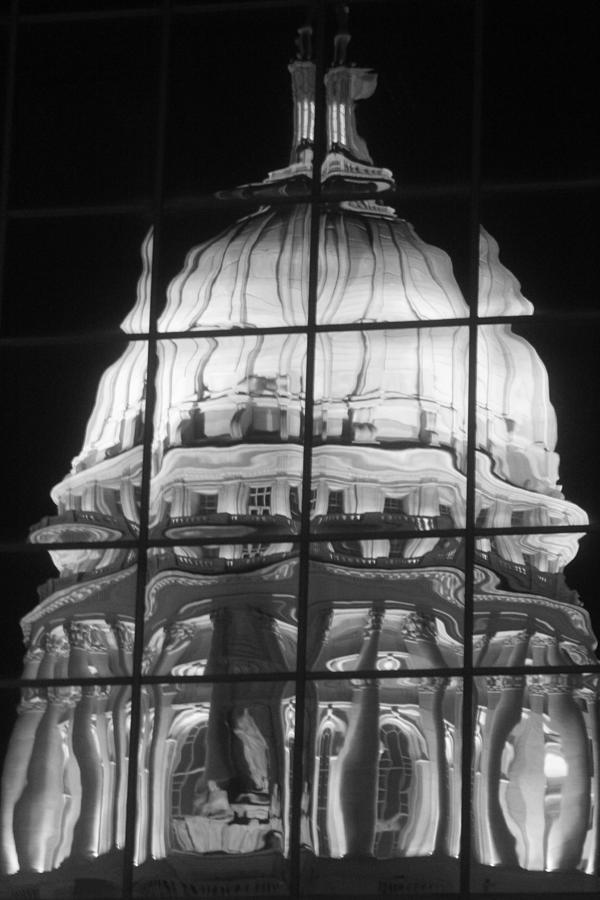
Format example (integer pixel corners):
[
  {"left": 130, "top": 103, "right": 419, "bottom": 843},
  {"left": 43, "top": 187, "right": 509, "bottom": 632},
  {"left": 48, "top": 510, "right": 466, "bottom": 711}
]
[{"left": 1, "top": 15, "right": 599, "bottom": 898}]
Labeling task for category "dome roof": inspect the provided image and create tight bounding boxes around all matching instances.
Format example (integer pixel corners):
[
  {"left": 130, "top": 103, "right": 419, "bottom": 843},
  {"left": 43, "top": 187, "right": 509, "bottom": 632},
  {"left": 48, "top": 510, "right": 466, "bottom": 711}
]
[
  {"left": 70, "top": 206, "right": 563, "bottom": 497},
  {"left": 156, "top": 205, "right": 468, "bottom": 331},
  {"left": 57, "top": 47, "right": 575, "bottom": 515}
]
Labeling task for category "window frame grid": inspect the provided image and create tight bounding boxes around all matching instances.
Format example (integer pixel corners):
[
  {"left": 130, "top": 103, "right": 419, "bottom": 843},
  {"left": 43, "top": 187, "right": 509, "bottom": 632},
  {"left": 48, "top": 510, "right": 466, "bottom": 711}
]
[{"left": 0, "top": 1, "right": 599, "bottom": 898}]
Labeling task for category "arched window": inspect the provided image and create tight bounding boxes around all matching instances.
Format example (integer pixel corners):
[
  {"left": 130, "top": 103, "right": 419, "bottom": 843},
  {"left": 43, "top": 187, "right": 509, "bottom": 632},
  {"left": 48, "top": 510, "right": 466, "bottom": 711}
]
[
  {"left": 170, "top": 721, "right": 207, "bottom": 820},
  {"left": 375, "top": 722, "right": 413, "bottom": 857},
  {"left": 316, "top": 726, "right": 333, "bottom": 856}
]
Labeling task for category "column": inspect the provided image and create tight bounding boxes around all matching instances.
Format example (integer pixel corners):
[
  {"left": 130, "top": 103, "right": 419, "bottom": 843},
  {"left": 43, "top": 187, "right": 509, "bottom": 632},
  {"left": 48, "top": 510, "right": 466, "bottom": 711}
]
[
  {"left": 446, "top": 679, "right": 462, "bottom": 858},
  {"left": 37, "top": 631, "right": 70, "bottom": 680},
  {"left": 63, "top": 622, "right": 111, "bottom": 855},
  {"left": 0, "top": 690, "right": 46, "bottom": 874},
  {"left": 109, "top": 618, "right": 135, "bottom": 677},
  {"left": 155, "top": 621, "right": 197, "bottom": 675},
  {"left": 475, "top": 674, "right": 525, "bottom": 867},
  {"left": 146, "top": 684, "right": 178, "bottom": 860},
  {"left": 13, "top": 688, "right": 80, "bottom": 873},
  {"left": 306, "top": 604, "right": 333, "bottom": 669},
  {"left": 70, "top": 684, "right": 111, "bottom": 859},
  {"left": 419, "top": 677, "right": 448, "bottom": 856},
  {"left": 338, "top": 608, "right": 383, "bottom": 856},
  {"left": 543, "top": 675, "right": 591, "bottom": 870},
  {"left": 110, "top": 620, "right": 135, "bottom": 849},
  {"left": 401, "top": 612, "right": 445, "bottom": 668},
  {"left": 502, "top": 677, "right": 546, "bottom": 870}
]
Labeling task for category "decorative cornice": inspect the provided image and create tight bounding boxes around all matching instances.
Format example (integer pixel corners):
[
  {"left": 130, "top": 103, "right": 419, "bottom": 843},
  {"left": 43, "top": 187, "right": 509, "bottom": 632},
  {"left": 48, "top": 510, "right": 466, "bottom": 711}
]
[{"left": 20, "top": 565, "right": 137, "bottom": 639}]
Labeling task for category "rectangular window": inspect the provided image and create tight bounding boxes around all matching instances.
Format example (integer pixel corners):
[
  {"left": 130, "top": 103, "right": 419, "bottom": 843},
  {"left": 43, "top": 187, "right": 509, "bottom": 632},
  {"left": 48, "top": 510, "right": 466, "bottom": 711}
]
[
  {"left": 248, "top": 486, "right": 271, "bottom": 516},
  {"left": 241, "top": 542, "right": 268, "bottom": 559},
  {"left": 389, "top": 538, "right": 405, "bottom": 558},
  {"left": 201, "top": 545, "right": 220, "bottom": 559},
  {"left": 327, "top": 490, "right": 344, "bottom": 514},
  {"left": 197, "top": 493, "right": 218, "bottom": 514},
  {"left": 289, "top": 486, "right": 300, "bottom": 517},
  {"left": 439, "top": 503, "right": 452, "bottom": 520},
  {"left": 475, "top": 507, "right": 488, "bottom": 527}
]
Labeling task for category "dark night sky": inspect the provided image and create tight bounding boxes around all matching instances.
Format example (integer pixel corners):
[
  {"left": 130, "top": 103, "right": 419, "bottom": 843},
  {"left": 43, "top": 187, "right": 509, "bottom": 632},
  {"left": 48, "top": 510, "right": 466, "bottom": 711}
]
[{"left": 0, "top": 0, "right": 599, "bottom": 675}]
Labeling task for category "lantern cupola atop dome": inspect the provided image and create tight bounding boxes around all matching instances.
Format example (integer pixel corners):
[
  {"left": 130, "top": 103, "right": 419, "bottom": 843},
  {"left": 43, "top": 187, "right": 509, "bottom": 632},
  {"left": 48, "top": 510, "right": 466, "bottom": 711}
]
[{"left": 250, "top": 11, "right": 396, "bottom": 208}]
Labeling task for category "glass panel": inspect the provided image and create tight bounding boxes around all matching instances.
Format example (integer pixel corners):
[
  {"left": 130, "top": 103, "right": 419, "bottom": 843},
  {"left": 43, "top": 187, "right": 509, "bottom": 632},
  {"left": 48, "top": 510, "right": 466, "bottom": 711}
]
[
  {"left": 0, "top": 339, "right": 147, "bottom": 541},
  {"left": 144, "top": 544, "right": 298, "bottom": 675},
  {"left": 564, "top": 531, "right": 600, "bottom": 642},
  {"left": 0, "top": 684, "right": 129, "bottom": 897},
  {"left": 301, "top": 677, "right": 462, "bottom": 894},
  {"left": 476, "top": 319, "right": 600, "bottom": 528},
  {"left": 134, "top": 681, "right": 293, "bottom": 896},
  {"left": 157, "top": 207, "right": 309, "bottom": 331},
  {"left": 478, "top": 194, "right": 600, "bottom": 317},
  {"left": 472, "top": 673, "right": 600, "bottom": 892},
  {"left": 21, "top": 0, "right": 158, "bottom": 11},
  {"left": 0, "top": 548, "right": 137, "bottom": 680},
  {"left": 1, "top": 216, "right": 152, "bottom": 338},
  {"left": 312, "top": 326, "right": 469, "bottom": 531},
  {"left": 11, "top": 19, "right": 159, "bottom": 207},
  {"left": 0, "top": 27, "right": 7, "bottom": 165},
  {"left": 315, "top": 196, "right": 471, "bottom": 327},
  {"left": 165, "top": 8, "right": 304, "bottom": 201},
  {"left": 347, "top": 1, "right": 473, "bottom": 189},
  {"left": 308, "top": 539, "right": 464, "bottom": 672},
  {"left": 482, "top": 1, "right": 600, "bottom": 183},
  {"left": 151, "top": 335, "right": 306, "bottom": 541},
  {"left": 473, "top": 532, "right": 598, "bottom": 668}
]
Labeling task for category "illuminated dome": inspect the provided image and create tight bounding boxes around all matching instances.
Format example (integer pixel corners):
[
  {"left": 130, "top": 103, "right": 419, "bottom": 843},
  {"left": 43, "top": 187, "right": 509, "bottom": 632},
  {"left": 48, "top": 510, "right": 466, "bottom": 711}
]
[
  {"left": 64, "top": 207, "right": 574, "bottom": 515},
  {"left": 45, "top": 62, "right": 585, "bottom": 564},
  {"left": 158, "top": 205, "right": 468, "bottom": 331},
  {"left": 56, "top": 51, "right": 567, "bottom": 512}
]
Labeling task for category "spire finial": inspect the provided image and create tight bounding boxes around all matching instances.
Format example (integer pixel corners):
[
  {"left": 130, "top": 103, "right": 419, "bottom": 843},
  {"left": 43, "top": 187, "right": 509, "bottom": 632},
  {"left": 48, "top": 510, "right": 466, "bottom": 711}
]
[
  {"left": 295, "top": 18, "right": 313, "bottom": 62},
  {"left": 333, "top": 3, "right": 351, "bottom": 67}
]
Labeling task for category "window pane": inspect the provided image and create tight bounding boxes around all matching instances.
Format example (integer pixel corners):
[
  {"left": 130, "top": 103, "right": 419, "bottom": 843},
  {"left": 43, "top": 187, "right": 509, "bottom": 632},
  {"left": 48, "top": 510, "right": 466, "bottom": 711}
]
[
  {"left": 482, "top": 1, "right": 600, "bottom": 183},
  {"left": 165, "top": 8, "right": 302, "bottom": 201},
  {"left": 157, "top": 207, "right": 310, "bottom": 331},
  {"left": 472, "top": 673, "right": 600, "bottom": 891},
  {"left": 478, "top": 194, "right": 600, "bottom": 317},
  {"left": 308, "top": 539, "right": 464, "bottom": 672},
  {"left": 0, "top": 26, "right": 7, "bottom": 165},
  {"left": 473, "top": 532, "right": 598, "bottom": 668},
  {"left": 0, "top": 339, "right": 147, "bottom": 542},
  {"left": 134, "top": 681, "right": 293, "bottom": 895},
  {"left": 313, "top": 326, "right": 469, "bottom": 532},
  {"left": 315, "top": 198, "right": 471, "bottom": 325},
  {"left": 476, "top": 319, "right": 600, "bottom": 527},
  {"left": 11, "top": 19, "right": 159, "bottom": 207},
  {"left": 0, "top": 684, "right": 129, "bottom": 895},
  {"left": 0, "top": 549, "right": 137, "bottom": 680},
  {"left": 144, "top": 544, "right": 298, "bottom": 675},
  {"left": 21, "top": 0, "right": 158, "bottom": 11},
  {"left": 347, "top": 1, "right": 473, "bottom": 189},
  {"left": 151, "top": 335, "right": 305, "bottom": 541},
  {"left": 301, "top": 677, "right": 462, "bottom": 894},
  {"left": 1, "top": 216, "right": 152, "bottom": 338}
]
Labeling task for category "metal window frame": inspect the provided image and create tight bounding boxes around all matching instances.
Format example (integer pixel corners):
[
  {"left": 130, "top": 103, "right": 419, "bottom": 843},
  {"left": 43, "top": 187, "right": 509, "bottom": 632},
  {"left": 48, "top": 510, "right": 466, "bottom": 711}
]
[{"left": 0, "top": 1, "right": 599, "bottom": 898}]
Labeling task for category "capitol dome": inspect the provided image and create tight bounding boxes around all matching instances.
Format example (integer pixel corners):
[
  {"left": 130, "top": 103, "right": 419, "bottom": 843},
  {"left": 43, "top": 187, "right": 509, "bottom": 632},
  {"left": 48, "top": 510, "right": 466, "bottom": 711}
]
[
  {"left": 157, "top": 204, "right": 468, "bottom": 331},
  {"left": 65, "top": 202, "right": 570, "bottom": 505},
  {"left": 43, "top": 53, "right": 585, "bottom": 543}
]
